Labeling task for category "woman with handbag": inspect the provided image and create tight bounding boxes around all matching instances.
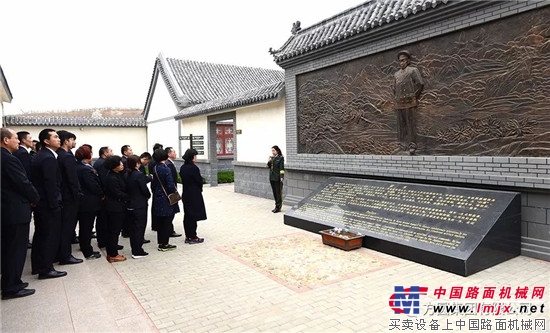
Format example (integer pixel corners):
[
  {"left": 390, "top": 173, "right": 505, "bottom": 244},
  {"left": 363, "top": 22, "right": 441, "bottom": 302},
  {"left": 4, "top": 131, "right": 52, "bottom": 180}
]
[
  {"left": 179, "top": 148, "right": 206, "bottom": 244},
  {"left": 151, "top": 149, "right": 178, "bottom": 251}
]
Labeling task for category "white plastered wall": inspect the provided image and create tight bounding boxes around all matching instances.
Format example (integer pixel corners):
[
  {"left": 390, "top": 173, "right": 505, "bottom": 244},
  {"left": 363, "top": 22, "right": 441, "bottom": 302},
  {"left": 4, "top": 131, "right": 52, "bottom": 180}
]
[
  {"left": 180, "top": 116, "right": 208, "bottom": 158},
  {"left": 236, "top": 98, "right": 286, "bottom": 163},
  {"left": 8, "top": 126, "right": 147, "bottom": 158},
  {"left": 145, "top": 72, "right": 181, "bottom": 156}
]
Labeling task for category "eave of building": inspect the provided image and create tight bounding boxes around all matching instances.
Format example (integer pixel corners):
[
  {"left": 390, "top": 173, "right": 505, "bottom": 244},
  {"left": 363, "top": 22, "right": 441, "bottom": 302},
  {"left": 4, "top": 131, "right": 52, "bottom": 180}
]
[
  {"left": 270, "top": 0, "right": 497, "bottom": 68},
  {"left": 174, "top": 81, "right": 285, "bottom": 120}
]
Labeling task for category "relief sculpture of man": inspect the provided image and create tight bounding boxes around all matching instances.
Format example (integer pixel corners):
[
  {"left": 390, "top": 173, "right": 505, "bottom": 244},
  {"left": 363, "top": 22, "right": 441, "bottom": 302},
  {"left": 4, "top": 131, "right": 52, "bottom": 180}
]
[{"left": 393, "top": 50, "right": 424, "bottom": 154}]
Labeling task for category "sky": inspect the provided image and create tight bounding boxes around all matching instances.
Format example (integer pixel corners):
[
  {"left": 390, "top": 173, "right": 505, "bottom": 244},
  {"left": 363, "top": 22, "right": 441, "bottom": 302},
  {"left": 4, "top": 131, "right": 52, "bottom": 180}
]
[{"left": 1, "top": 0, "right": 362, "bottom": 114}]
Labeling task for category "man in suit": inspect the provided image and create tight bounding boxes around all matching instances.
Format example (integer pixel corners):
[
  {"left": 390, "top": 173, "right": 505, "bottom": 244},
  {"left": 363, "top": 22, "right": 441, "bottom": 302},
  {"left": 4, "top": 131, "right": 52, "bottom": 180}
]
[
  {"left": 30, "top": 128, "right": 67, "bottom": 279},
  {"left": 14, "top": 131, "right": 36, "bottom": 249},
  {"left": 164, "top": 147, "right": 182, "bottom": 238},
  {"left": 1, "top": 128, "right": 40, "bottom": 299},
  {"left": 56, "top": 130, "right": 84, "bottom": 265},
  {"left": 120, "top": 144, "right": 133, "bottom": 168},
  {"left": 13, "top": 131, "right": 34, "bottom": 178}
]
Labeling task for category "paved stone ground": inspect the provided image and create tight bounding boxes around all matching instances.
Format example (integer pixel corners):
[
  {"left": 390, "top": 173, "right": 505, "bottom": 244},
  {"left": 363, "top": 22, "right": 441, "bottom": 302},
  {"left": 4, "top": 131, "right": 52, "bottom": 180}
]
[{"left": 2, "top": 184, "right": 549, "bottom": 332}]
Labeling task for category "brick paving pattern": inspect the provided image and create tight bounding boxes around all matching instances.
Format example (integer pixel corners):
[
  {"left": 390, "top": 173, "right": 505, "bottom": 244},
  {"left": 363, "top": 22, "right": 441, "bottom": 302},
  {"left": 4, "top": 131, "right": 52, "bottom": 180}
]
[{"left": 2, "top": 184, "right": 549, "bottom": 332}]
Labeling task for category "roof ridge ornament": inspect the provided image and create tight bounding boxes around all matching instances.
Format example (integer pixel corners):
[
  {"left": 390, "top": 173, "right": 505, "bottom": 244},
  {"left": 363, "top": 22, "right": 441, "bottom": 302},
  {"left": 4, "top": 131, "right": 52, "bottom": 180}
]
[{"left": 291, "top": 21, "right": 301, "bottom": 35}]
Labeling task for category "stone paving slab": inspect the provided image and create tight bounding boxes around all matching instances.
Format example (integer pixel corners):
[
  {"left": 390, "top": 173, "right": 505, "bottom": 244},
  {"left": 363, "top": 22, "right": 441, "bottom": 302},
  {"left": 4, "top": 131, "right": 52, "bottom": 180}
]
[{"left": 1, "top": 184, "right": 549, "bottom": 333}]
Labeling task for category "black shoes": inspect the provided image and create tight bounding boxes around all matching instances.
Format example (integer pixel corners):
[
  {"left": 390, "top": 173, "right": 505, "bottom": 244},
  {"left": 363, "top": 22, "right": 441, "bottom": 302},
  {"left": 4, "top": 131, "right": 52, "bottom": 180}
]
[
  {"left": 131, "top": 251, "right": 149, "bottom": 259},
  {"left": 38, "top": 269, "right": 67, "bottom": 280},
  {"left": 71, "top": 237, "right": 80, "bottom": 244},
  {"left": 158, "top": 244, "right": 177, "bottom": 251},
  {"left": 85, "top": 252, "right": 101, "bottom": 260},
  {"left": 170, "top": 231, "right": 182, "bottom": 238},
  {"left": 59, "top": 256, "right": 84, "bottom": 265},
  {"left": 2, "top": 288, "right": 35, "bottom": 300},
  {"left": 142, "top": 239, "right": 151, "bottom": 244},
  {"left": 185, "top": 237, "right": 204, "bottom": 244},
  {"left": 272, "top": 208, "right": 281, "bottom": 213}
]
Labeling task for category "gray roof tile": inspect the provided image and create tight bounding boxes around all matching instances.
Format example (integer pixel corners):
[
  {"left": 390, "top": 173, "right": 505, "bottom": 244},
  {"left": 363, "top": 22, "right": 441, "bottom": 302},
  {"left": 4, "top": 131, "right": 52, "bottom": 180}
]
[
  {"left": 270, "top": 0, "right": 449, "bottom": 63},
  {"left": 3, "top": 108, "right": 146, "bottom": 127},
  {"left": 175, "top": 81, "right": 284, "bottom": 119},
  {"left": 158, "top": 57, "right": 284, "bottom": 107}
]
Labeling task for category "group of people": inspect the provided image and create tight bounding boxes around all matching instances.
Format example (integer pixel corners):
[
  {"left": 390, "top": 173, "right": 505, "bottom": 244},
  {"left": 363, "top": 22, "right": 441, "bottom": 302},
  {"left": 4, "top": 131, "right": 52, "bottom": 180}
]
[{"left": 1, "top": 127, "right": 207, "bottom": 300}]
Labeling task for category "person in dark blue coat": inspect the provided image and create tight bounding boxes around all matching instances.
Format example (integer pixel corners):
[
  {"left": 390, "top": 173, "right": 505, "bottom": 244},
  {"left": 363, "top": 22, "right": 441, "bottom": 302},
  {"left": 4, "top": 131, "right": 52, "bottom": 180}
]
[
  {"left": 125, "top": 155, "right": 151, "bottom": 258},
  {"left": 151, "top": 149, "right": 178, "bottom": 251},
  {"left": 179, "top": 148, "right": 206, "bottom": 244},
  {"left": 75, "top": 145, "right": 103, "bottom": 260},
  {"left": 1, "top": 128, "right": 39, "bottom": 299},
  {"left": 103, "top": 155, "right": 128, "bottom": 263}
]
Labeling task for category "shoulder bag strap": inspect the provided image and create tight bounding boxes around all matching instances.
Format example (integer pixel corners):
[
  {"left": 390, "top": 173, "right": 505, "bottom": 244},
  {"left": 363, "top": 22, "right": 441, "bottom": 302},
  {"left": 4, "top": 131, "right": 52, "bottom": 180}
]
[{"left": 154, "top": 164, "right": 170, "bottom": 198}]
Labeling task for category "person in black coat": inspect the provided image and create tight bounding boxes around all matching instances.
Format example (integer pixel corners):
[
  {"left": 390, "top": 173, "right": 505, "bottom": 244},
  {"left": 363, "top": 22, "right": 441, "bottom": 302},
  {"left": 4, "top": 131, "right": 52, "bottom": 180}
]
[
  {"left": 179, "top": 148, "right": 206, "bottom": 244},
  {"left": 1, "top": 128, "right": 40, "bottom": 299},
  {"left": 103, "top": 155, "right": 129, "bottom": 262},
  {"left": 30, "top": 128, "right": 67, "bottom": 279},
  {"left": 93, "top": 146, "right": 113, "bottom": 248},
  {"left": 151, "top": 149, "right": 179, "bottom": 251},
  {"left": 75, "top": 146, "right": 103, "bottom": 260},
  {"left": 125, "top": 155, "right": 151, "bottom": 258},
  {"left": 165, "top": 147, "right": 182, "bottom": 237},
  {"left": 56, "top": 130, "right": 83, "bottom": 265}
]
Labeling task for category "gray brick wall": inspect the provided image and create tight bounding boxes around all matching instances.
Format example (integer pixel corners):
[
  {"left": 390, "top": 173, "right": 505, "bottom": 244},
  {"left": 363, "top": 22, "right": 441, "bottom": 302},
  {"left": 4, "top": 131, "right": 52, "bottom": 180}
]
[
  {"left": 278, "top": 1, "right": 550, "bottom": 260},
  {"left": 233, "top": 162, "right": 280, "bottom": 201}
]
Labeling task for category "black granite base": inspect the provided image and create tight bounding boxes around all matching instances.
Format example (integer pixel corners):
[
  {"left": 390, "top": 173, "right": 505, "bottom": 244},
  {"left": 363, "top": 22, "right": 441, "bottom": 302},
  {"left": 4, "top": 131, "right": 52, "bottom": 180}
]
[{"left": 284, "top": 177, "right": 521, "bottom": 276}]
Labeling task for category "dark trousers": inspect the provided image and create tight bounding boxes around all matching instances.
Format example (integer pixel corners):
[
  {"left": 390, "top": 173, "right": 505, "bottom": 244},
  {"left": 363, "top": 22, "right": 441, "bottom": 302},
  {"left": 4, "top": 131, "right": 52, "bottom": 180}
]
[
  {"left": 151, "top": 204, "right": 158, "bottom": 231},
  {"left": 1, "top": 223, "right": 30, "bottom": 294},
  {"left": 58, "top": 201, "right": 79, "bottom": 261},
  {"left": 77, "top": 210, "right": 97, "bottom": 257},
  {"left": 95, "top": 205, "right": 108, "bottom": 248},
  {"left": 183, "top": 210, "right": 198, "bottom": 239},
  {"left": 396, "top": 107, "right": 417, "bottom": 149},
  {"left": 270, "top": 180, "right": 283, "bottom": 210},
  {"left": 106, "top": 211, "right": 125, "bottom": 257},
  {"left": 128, "top": 208, "right": 147, "bottom": 255},
  {"left": 156, "top": 215, "right": 174, "bottom": 245},
  {"left": 31, "top": 207, "right": 62, "bottom": 274},
  {"left": 121, "top": 212, "right": 131, "bottom": 237}
]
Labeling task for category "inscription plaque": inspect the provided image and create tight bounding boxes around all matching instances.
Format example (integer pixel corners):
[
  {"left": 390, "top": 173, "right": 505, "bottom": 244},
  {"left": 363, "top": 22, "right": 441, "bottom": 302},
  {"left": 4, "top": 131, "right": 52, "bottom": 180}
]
[{"left": 284, "top": 177, "right": 521, "bottom": 276}]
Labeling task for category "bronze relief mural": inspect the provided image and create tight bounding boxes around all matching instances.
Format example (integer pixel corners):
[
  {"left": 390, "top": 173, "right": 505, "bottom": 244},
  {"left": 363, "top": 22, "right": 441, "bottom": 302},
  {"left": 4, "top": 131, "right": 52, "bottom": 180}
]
[{"left": 297, "top": 8, "right": 550, "bottom": 156}]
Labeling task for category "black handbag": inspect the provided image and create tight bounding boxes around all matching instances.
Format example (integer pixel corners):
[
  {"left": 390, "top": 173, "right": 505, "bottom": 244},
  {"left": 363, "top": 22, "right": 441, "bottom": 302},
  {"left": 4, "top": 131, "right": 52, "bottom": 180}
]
[{"left": 154, "top": 165, "right": 181, "bottom": 206}]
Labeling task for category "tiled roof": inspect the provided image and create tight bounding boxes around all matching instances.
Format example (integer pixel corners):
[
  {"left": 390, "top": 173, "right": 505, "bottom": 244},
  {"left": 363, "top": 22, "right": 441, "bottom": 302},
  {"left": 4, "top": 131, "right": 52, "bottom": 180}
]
[
  {"left": 270, "top": 0, "right": 449, "bottom": 64},
  {"left": 3, "top": 108, "right": 146, "bottom": 127},
  {"left": 175, "top": 81, "right": 284, "bottom": 119},
  {"left": 159, "top": 57, "right": 284, "bottom": 107}
]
